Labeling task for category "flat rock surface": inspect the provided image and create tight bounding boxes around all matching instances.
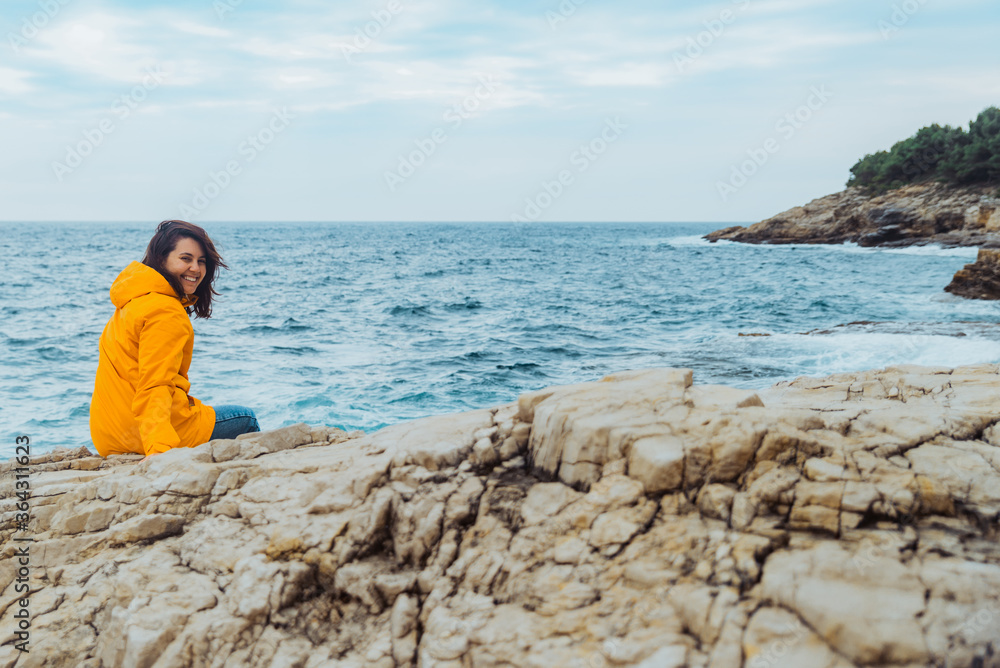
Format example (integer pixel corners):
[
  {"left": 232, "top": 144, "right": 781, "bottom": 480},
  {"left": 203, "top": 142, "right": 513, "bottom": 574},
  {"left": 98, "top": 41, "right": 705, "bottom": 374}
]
[
  {"left": 705, "top": 182, "right": 1000, "bottom": 248},
  {"left": 3, "top": 364, "right": 1000, "bottom": 667}
]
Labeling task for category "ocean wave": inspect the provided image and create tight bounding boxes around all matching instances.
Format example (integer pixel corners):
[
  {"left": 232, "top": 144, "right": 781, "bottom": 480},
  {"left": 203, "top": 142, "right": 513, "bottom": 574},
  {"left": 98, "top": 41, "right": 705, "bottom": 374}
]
[
  {"left": 5, "top": 336, "right": 35, "bottom": 347},
  {"left": 387, "top": 391, "right": 436, "bottom": 405},
  {"left": 662, "top": 235, "right": 716, "bottom": 247},
  {"left": 495, "top": 361, "right": 541, "bottom": 371},
  {"left": 444, "top": 298, "right": 483, "bottom": 311},
  {"left": 34, "top": 346, "right": 73, "bottom": 362},
  {"left": 798, "top": 320, "right": 1000, "bottom": 337},
  {"left": 236, "top": 325, "right": 284, "bottom": 334},
  {"left": 291, "top": 394, "right": 334, "bottom": 409},
  {"left": 386, "top": 304, "right": 434, "bottom": 317},
  {"left": 281, "top": 317, "right": 313, "bottom": 330},
  {"left": 832, "top": 242, "right": 978, "bottom": 258},
  {"left": 704, "top": 239, "right": 978, "bottom": 258},
  {"left": 270, "top": 345, "right": 320, "bottom": 355},
  {"left": 730, "top": 330, "right": 1000, "bottom": 383},
  {"left": 236, "top": 318, "right": 315, "bottom": 334}
]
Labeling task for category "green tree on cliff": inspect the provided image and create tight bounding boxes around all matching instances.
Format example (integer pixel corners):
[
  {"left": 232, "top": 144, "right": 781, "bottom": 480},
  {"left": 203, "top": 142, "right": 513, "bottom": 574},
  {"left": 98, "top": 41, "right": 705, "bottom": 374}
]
[
  {"left": 943, "top": 106, "right": 1000, "bottom": 185},
  {"left": 847, "top": 107, "right": 1000, "bottom": 192}
]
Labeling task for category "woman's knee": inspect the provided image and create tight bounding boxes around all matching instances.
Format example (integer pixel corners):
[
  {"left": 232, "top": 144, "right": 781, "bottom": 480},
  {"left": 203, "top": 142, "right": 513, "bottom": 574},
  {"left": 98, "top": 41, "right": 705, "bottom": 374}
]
[
  {"left": 238, "top": 406, "right": 260, "bottom": 432},
  {"left": 210, "top": 404, "right": 261, "bottom": 441}
]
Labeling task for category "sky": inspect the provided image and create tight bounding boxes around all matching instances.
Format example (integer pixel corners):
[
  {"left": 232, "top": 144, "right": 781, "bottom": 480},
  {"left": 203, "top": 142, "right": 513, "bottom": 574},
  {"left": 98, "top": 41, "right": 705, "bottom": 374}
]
[{"left": 0, "top": 0, "right": 997, "bottom": 223}]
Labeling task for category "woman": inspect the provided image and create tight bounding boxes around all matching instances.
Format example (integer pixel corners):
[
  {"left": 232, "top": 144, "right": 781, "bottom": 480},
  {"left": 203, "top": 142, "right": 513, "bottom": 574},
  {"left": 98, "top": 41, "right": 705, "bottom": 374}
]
[{"left": 90, "top": 220, "right": 260, "bottom": 459}]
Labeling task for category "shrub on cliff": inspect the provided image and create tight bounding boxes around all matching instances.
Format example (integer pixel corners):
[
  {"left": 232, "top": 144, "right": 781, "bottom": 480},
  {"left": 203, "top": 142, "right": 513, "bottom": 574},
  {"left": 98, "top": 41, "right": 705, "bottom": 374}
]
[{"left": 847, "top": 106, "right": 1000, "bottom": 192}]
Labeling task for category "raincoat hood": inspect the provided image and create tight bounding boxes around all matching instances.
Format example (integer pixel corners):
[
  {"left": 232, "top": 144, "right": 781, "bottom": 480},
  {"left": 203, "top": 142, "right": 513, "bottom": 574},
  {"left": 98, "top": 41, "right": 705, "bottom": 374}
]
[{"left": 111, "top": 261, "right": 198, "bottom": 310}]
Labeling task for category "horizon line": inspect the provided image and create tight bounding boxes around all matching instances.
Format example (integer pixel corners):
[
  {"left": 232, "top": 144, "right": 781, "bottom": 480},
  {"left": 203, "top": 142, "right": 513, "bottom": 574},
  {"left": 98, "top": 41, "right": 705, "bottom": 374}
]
[{"left": 0, "top": 220, "right": 749, "bottom": 225}]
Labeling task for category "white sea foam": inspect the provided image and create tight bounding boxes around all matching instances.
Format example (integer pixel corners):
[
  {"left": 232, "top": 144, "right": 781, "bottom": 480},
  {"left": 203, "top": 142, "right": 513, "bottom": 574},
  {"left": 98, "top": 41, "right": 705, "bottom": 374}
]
[
  {"left": 701, "top": 237, "right": 979, "bottom": 258},
  {"left": 663, "top": 234, "right": 716, "bottom": 247},
  {"left": 734, "top": 331, "right": 1000, "bottom": 386},
  {"left": 833, "top": 242, "right": 979, "bottom": 258}
]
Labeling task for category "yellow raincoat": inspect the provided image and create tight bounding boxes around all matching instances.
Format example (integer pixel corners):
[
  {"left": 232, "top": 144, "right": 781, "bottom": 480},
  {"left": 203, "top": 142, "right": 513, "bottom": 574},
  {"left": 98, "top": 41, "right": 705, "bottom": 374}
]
[{"left": 90, "top": 261, "right": 216, "bottom": 457}]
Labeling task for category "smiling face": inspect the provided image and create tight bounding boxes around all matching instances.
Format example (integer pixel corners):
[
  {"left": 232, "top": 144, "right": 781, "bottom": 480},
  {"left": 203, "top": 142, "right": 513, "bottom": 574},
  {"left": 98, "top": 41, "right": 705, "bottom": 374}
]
[{"left": 164, "top": 236, "right": 207, "bottom": 296}]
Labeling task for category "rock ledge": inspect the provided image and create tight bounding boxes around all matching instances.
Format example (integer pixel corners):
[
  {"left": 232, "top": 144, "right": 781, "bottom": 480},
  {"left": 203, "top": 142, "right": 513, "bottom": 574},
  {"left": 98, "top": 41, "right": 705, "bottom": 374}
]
[
  {"left": 3, "top": 364, "right": 1000, "bottom": 667},
  {"left": 705, "top": 182, "right": 1000, "bottom": 248}
]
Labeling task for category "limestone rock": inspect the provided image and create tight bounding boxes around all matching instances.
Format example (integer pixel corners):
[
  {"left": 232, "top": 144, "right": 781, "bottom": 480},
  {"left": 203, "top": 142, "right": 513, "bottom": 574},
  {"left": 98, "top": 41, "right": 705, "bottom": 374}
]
[
  {"left": 629, "top": 435, "right": 685, "bottom": 493},
  {"left": 705, "top": 182, "right": 1000, "bottom": 248},
  {"left": 945, "top": 247, "right": 1000, "bottom": 300},
  {"left": 743, "top": 607, "right": 854, "bottom": 668},
  {"left": 2, "top": 365, "right": 1000, "bottom": 667}
]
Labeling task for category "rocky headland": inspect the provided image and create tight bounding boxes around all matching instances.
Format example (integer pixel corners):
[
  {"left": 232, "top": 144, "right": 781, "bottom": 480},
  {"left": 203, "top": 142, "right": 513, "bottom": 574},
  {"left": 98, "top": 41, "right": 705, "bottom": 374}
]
[
  {"left": 3, "top": 364, "right": 1000, "bottom": 667},
  {"left": 705, "top": 182, "right": 1000, "bottom": 249}
]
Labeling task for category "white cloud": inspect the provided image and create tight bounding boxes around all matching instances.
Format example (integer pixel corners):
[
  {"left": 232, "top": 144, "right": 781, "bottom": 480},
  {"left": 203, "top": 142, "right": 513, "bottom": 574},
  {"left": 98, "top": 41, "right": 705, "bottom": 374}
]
[
  {"left": 572, "top": 64, "right": 678, "bottom": 88},
  {"left": 0, "top": 67, "right": 34, "bottom": 95},
  {"left": 672, "top": 22, "right": 882, "bottom": 75},
  {"left": 168, "top": 19, "right": 232, "bottom": 39},
  {"left": 25, "top": 13, "right": 163, "bottom": 83},
  {"left": 749, "top": 0, "right": 841, "bottom": 15}
]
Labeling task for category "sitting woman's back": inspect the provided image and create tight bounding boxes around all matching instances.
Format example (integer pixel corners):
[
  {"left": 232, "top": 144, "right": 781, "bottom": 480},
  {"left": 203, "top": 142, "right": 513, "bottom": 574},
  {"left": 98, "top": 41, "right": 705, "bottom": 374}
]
[{"left": 89, "top": 220, "right": 259, "bottom": 458}]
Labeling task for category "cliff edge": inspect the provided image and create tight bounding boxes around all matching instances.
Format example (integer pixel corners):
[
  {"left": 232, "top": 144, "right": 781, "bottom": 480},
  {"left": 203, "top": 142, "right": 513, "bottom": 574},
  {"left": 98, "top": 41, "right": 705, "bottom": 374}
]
[
  {"left": 705, "top": 182, "right": 1000, "bottom": 248},
  {"left": 3, "top": 364, "right": 1000, "bottom": 667}
]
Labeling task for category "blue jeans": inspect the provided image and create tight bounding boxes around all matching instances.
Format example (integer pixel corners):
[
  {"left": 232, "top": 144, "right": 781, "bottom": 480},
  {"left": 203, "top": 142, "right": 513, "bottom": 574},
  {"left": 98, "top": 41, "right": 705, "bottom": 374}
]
[{"left": 210, "top": 405, "right": 261, "bottom": 441}]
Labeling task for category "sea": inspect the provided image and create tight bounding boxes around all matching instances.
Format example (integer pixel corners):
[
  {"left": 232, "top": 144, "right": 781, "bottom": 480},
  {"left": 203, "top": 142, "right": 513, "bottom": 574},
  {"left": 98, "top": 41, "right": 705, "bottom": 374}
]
[{"left": 3, "top": 221, "right": 999, "bottom": 460}]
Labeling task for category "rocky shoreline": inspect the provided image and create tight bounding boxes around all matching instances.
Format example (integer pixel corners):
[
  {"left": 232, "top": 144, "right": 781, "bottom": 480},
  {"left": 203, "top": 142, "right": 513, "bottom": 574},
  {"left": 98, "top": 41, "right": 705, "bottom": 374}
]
[
  {"left": 705, "top": 182, "right": 1000, "bottom": 249},
  {"left": 3, "top": 364, "right": 1000, "bottom": 667}
]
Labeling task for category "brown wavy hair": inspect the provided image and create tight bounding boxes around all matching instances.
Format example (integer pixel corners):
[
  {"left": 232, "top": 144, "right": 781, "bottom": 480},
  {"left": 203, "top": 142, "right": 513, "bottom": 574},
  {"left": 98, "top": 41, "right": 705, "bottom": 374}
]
[{"left": 141, "top": 220, "right": 228, "bottom": 319}]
